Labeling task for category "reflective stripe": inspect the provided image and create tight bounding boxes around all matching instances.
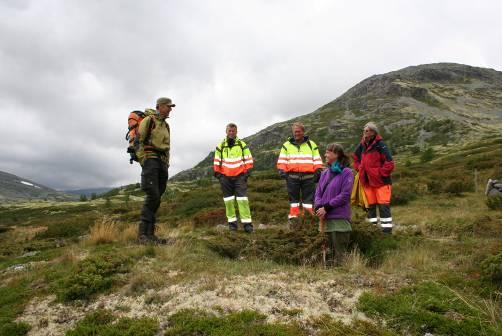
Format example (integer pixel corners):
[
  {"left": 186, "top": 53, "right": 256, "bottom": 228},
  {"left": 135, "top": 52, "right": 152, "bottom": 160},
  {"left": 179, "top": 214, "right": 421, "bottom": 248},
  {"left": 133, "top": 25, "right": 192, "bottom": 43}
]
[
  {"left": 223, "top": 196, "right": 235, "bottom": 202},
  {"left": 290, "top": 203, "right": 300, "bottom": 207},
  {"left": 381, "top": 223, "right": 393, "bottom": 228},
  {"left": 280, "top": 159, "right": 317, "bottom": 164},
  {"left": 288, "top": 215, "right": 298, "bottom": 219},
  {"left": 241, "top": 218, "right": 252, "bottom": 223},
  {"left": 302, "top": 204, "right": 313, "bottom": 209},
  {"left": 222, "top": 157, "right": 246, "bottom": 163},
  {"left": 367, "top": 218, "right": 378, "bottom": 223},
  {"left": 236, "top": 197, "right": 248, "bottom": 201},
  {"left": 380, "top": 217, "right": 393, "bottom": 222},
  {"left": 279, "top": 154, "right": 317, "bottom": 159},
  {"left": 221, "top": 162, "right": 246, "bottom": 169},
  {"left": 227, "top": 217, "right": 237, "bottom": 222}
]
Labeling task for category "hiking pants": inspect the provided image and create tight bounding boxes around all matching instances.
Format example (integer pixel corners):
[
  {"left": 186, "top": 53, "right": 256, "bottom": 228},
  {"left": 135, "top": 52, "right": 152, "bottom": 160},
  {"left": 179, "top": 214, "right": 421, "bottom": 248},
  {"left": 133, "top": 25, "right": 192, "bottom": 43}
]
[
  {"left": 365, "top": 184, "right": 393, "bottom": 231},
  {"left": 140, "top": 158, "right": 168, "bottom": 236},
  {"left": 219, "top": 174, "right": 252, "bottom": 225},
  {"left": 327, "top": 231, "right": 350, "bottom": 266},
  {"left": 286, "top": 174, "right": 315, "bottom": 218}
]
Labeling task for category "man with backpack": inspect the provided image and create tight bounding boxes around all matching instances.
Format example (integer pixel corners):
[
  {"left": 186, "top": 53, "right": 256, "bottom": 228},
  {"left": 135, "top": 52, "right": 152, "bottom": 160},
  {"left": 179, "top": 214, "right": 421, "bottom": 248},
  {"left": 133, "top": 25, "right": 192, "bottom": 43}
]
[
  {"left": 352, "top": 122, "right": 395, "bottom": 234},
  {"left": 277, "top": 122, "right": 323, "bottom": 229},
  {"left": 136, "top": 97, "right": 175, "bottom": 244},
  {"left": 213, "top": 123, "right": 254, "bottom": 233}
]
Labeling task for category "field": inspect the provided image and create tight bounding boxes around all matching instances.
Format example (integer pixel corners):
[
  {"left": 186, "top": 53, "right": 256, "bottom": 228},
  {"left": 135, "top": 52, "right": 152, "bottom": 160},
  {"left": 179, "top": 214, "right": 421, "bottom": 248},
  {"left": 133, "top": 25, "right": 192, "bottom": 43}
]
[{"left": 0, "top": 137, "right": 501, "bottom": 336}]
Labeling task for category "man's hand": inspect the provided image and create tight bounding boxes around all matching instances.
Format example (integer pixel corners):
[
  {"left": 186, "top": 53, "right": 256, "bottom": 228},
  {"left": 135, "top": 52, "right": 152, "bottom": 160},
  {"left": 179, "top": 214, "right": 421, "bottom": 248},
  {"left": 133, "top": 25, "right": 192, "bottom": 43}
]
[
  {"left": 214, "top": 172, "right": 222, "bottom": 179},
  {"left": 278, "top": 170, "right": 288, "bottom": 180},
  {"left": 314, "top": 168, "right": 322, "bottom": 182}
]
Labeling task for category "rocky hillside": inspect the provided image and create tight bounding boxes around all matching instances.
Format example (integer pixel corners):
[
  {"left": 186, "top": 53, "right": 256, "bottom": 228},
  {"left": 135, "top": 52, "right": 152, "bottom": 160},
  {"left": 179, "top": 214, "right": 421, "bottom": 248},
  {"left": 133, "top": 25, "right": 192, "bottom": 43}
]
[
  {"left": 0, "top": 170, "right": 73, "bottom": 201},
  {"left": 173, "top": 63, "right": 502, "bottom": 181}
]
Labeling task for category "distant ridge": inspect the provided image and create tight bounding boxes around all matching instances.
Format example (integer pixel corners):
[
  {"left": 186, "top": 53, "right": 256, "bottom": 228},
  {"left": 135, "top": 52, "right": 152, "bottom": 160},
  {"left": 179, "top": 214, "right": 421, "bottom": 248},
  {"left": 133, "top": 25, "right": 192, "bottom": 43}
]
[
  {"left": 0, "top": 170, "right": 74, "bottom": 201},
  {"left": 173, "top": 63, "right": 502, "bottom": 181}
]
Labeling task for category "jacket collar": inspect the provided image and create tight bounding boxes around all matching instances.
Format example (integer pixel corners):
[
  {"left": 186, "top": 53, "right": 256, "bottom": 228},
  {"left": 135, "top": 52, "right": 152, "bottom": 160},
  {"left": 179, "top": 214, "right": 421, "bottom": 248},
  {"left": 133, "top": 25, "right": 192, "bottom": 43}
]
[
  {"left": 289, "top": 135, "right": 309, "bottom": 145},
  {"left": 223, "top": 137, "right": 240, "bottom": 146},
  {"left": 361, "top": 134, "right": 382, "bottom": 151}
]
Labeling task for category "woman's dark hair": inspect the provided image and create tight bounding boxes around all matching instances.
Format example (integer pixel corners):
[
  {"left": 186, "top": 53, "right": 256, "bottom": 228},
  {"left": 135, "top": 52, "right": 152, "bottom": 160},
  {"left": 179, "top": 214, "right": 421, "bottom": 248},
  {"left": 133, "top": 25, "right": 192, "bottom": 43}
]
[{"left": 326, "top": 143, "right": 351, "bottom": 168}]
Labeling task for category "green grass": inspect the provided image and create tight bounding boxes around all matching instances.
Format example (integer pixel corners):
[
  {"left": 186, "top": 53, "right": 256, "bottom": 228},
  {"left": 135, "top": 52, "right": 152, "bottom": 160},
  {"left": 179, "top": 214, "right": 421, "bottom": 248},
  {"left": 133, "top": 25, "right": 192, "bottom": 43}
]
[
  {"left": 358, "top": 281, "right": 501, "bottom": 336},
  {"left": 165, "top": 309, "right": 305, "bottom": 336},
  {"left": 0, "top": 280, "right": 32, "bottom": 336}
]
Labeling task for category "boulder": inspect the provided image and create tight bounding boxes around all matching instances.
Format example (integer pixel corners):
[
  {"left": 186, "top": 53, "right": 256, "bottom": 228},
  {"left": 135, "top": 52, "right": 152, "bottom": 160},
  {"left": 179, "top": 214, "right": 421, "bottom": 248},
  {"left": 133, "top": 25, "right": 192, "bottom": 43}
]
[{"left": 485, "top": 179, "right": 502, "bottom": 197}]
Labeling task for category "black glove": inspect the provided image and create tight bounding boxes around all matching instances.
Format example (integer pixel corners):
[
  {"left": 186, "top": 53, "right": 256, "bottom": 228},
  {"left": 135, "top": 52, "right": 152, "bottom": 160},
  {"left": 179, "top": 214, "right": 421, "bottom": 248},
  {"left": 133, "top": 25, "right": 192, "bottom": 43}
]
[
  {"left": 278, "top": 170, "right": 288, "bottom": 180},
  {"left": 245, "top": 170, "right": 252, "bottom": 180},
  {"left": 313, "top": 168, "right": 322, "bottom": 183},
  {"left": 214, "top": 172, "right": 222, "bottom": 179}
]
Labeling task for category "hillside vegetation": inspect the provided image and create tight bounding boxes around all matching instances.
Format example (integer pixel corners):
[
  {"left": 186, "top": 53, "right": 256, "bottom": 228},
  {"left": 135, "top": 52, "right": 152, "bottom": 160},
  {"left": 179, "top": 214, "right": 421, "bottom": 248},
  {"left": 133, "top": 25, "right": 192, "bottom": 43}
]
[{"left": 0, "top": 135, "right": 501, "bottom": 335}]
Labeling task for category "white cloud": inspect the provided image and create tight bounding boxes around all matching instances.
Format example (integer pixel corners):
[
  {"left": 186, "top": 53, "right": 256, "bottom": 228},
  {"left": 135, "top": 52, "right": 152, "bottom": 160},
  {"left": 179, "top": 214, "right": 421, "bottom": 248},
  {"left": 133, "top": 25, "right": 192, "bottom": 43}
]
[{"left": 0, "top": 0, "right": 501, "bottom": 189}]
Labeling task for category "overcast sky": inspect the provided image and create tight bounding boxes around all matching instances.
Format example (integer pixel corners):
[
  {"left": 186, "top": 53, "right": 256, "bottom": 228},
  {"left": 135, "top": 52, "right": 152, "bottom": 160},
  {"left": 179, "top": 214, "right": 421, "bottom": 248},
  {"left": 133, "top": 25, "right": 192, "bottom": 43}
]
[{"left": 1, "top": 0, "right": 501, "bottom": 190}]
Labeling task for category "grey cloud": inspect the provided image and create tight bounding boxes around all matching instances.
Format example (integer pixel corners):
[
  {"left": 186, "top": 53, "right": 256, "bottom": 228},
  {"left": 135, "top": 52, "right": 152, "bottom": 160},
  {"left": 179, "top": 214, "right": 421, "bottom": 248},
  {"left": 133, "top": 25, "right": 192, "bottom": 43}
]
[{"left": 1, "top": 0, "right": 501, "bottom": 190}]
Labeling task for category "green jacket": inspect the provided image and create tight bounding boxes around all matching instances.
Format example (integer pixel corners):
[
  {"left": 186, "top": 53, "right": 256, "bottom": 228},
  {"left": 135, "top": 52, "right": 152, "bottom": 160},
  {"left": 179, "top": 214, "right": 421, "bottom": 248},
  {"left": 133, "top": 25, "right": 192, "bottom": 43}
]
[{"left": 137, "top": 115, "right": 170, "bottom": 166}]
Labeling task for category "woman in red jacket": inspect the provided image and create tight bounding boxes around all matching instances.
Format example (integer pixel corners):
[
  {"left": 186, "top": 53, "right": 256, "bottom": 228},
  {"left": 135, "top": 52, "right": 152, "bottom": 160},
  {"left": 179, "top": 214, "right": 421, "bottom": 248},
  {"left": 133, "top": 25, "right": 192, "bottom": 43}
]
[{"left": 352, "top": 122, "right": 395, "bottom": 234}]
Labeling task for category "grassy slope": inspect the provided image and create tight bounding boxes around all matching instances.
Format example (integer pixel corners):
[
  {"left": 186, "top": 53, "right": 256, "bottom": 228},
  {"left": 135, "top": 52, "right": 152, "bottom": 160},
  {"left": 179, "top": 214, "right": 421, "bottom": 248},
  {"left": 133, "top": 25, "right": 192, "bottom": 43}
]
[{"left": 0, "top": 138, "right": 501, "bottom": 335}]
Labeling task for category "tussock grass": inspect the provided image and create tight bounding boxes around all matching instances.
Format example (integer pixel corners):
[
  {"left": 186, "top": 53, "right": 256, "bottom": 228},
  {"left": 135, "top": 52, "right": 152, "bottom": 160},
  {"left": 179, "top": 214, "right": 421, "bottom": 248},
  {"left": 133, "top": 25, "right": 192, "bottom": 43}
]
[
  {"left": 87, "top": 216, "right": 120, "bottom": 245},
  {"left": 380, "top": 246, "right": 437, "bottom": 275},
  {"left": 343, "top": 248, "right": 368, "bottom": 273},
  {"left": 119, "top": 224, "right": 137, "bottom": 243}
]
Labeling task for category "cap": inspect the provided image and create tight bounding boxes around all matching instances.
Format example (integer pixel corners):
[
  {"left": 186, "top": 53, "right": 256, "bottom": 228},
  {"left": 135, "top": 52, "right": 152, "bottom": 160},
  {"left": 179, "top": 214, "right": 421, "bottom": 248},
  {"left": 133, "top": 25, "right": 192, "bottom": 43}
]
[{"left": 156, "top": 97, "right": 176, "bottom": 107}]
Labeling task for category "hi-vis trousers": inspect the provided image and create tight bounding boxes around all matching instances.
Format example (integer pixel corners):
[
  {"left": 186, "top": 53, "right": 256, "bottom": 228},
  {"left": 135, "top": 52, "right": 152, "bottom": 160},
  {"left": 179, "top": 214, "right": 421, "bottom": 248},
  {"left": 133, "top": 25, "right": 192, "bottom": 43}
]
[
  {"left": 219, "top": 174, "right": 252, "bottom": 224},
  {"left": 363, "top": 184, "right": 393, "bottom": 231},
  {"left": 286, "top": 174, "right": 315, "bottom": 219}
]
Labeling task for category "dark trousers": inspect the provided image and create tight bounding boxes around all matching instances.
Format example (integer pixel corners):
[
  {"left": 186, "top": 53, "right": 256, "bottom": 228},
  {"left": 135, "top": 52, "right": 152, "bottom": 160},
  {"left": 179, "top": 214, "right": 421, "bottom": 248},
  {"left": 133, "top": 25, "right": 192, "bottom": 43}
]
[
  {"left": 219, "top": 174, "right": 248, "bottom": 199},
  {"left": 140, "top": 158, "right": 168, "bottom": 236},
  {"left": 286, "top": 175, "right": 315, "bottom": 217},
  {"left": 327, "top": 231, "right": 350, "bottom": 266}
]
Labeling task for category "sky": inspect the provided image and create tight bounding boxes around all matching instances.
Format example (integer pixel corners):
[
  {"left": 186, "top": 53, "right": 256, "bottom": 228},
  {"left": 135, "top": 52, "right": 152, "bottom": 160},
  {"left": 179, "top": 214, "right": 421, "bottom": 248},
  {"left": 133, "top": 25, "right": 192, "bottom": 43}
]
[{"left": 1, "top": 0, "right": 501, "bottom": 190}]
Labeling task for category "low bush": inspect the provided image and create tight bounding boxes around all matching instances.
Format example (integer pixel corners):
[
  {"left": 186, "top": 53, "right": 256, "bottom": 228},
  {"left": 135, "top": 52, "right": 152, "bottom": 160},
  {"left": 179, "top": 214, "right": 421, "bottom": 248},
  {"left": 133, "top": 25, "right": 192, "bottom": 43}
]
[
  {"left": 66, "top": 310, "right": 158, "bottom": 336},
  {"left": 0, "top": 322, "right": 31, "bottom": 336},
  {"left": 486, "top": 196, "right": 502, "bottom": 210},
  {"left": 358, "top": 281, "right": 500, "bottom": 336},
  {"left": 480, "top": 252, "right": 502, "bottom": 284},
  {"left": 55, "top": 252, "right": 132, "bottom": 301},
  {"left": 391, "top": 181, "right": 418, "bottom": 205}
]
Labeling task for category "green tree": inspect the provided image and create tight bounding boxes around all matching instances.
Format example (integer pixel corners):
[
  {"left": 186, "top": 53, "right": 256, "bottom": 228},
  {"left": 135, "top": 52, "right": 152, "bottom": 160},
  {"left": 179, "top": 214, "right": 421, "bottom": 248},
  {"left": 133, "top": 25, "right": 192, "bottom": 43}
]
[
  {"left": 91, "top": 193, "right": 97, "bottom": 200},
  {"left": 79, "top": 194, "right": 88, "bottom": 202},
  {"left": 420, "top": 147, "right": 435, "bottom": 163}
]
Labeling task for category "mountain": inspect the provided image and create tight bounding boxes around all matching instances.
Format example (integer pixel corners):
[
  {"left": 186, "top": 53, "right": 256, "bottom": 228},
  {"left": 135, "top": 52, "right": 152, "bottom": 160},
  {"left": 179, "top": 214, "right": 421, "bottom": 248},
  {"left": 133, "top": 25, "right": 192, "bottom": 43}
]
[
  {"left": 173, "top": 63, "right": 502, "bottom": 181},
  {"left": 0, "top": 170, "right": 74, "bottom": 201}
]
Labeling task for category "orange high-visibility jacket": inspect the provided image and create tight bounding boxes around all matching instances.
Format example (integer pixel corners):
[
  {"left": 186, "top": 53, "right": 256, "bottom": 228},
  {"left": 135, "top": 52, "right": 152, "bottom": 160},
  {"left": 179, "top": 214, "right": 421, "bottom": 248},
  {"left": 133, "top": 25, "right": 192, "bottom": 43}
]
[
  {"left": 213, "top": 138, "right": 253, "bottom": 176},
  {"left": 276, "top": 137, "right": 323, "bottom": 173}
]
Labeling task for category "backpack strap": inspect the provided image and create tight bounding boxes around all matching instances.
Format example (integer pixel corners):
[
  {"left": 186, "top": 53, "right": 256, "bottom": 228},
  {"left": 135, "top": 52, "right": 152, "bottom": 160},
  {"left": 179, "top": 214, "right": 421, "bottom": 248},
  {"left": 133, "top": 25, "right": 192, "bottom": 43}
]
[{"left": 143, "top": 116, "right": 156, "bottom": 146}]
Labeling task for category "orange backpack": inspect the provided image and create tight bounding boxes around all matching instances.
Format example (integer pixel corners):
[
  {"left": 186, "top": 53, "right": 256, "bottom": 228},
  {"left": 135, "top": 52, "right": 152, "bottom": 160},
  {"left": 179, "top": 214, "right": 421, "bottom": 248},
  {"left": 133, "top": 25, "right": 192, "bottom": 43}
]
[{"left": 125, "top": 109, "right": 155, "bottom": 164}]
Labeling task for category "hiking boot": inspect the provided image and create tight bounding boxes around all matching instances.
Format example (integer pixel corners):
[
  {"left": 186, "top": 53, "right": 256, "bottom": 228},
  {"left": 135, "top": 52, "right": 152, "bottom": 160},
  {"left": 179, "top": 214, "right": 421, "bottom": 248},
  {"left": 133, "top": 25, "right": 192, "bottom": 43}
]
[
  {"left": 148, "top": 235, "right": 168, "bottom": 245},
  {"left": 228, "top": 222, "right": 238, "bottom": 231},
  {"left": 137, "top": 234, "right": 150, "bottom": 245},
  {"left": 243, "top": 223, "right": 254, "bottom": 233},
  {"left": 382, "top": 228, "right": 392, "bottom": 235}
]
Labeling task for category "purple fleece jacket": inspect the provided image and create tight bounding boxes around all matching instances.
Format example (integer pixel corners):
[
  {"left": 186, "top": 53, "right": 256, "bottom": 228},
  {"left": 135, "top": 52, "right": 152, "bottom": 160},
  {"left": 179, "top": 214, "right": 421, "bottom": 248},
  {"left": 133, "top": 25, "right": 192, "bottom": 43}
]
[{"left": 314, "top": 167, "right": 354, "bottom": 220}]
